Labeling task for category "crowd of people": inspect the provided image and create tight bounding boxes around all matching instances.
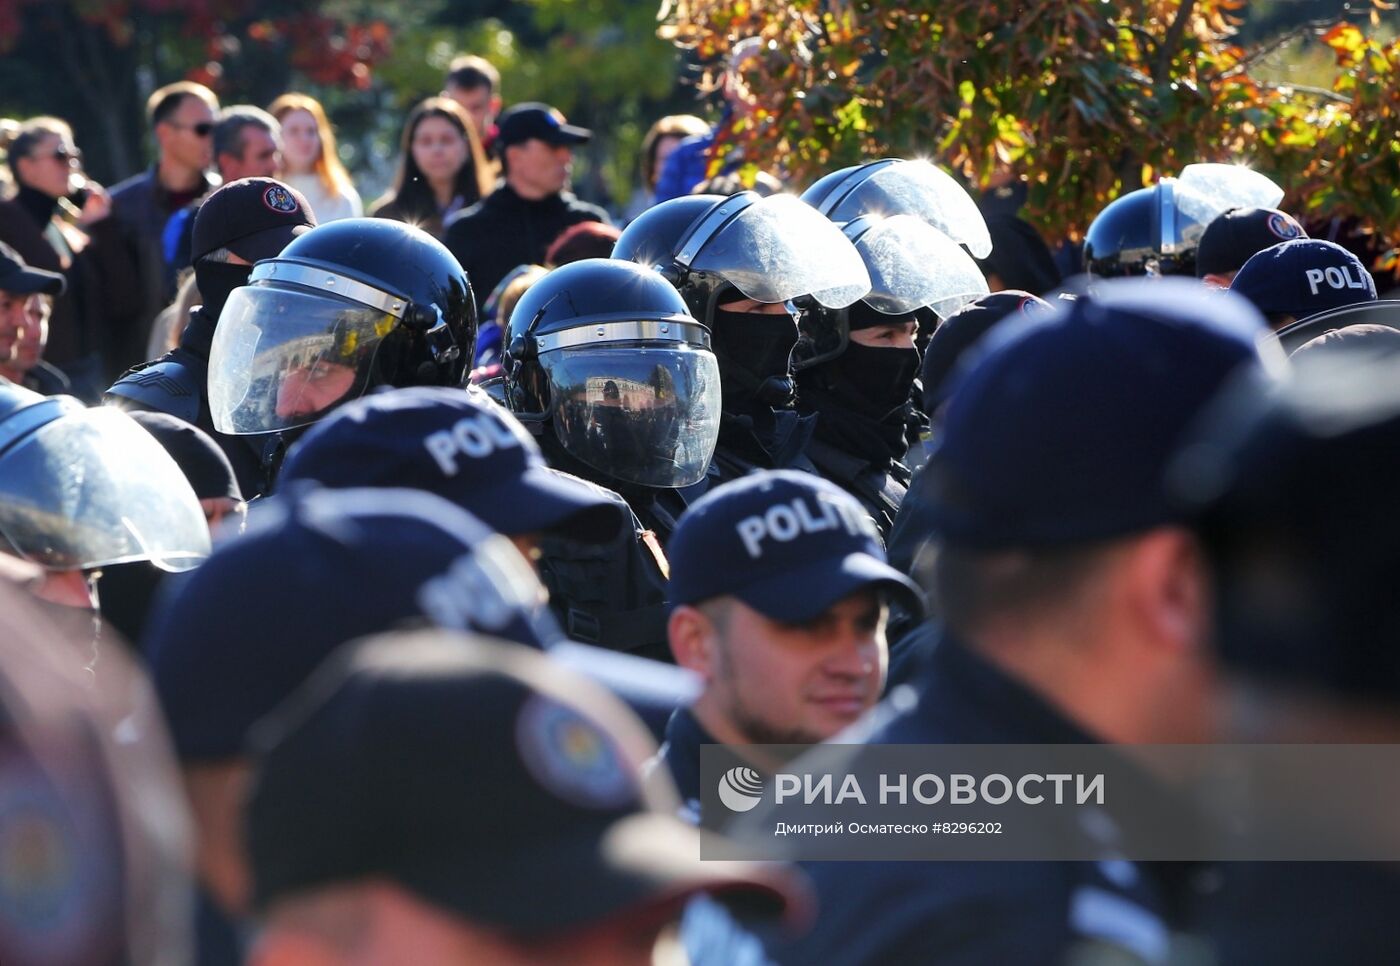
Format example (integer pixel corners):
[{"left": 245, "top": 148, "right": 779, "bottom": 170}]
[{"left": 2, "top": 40, "right": 1400, "bottom": 966}]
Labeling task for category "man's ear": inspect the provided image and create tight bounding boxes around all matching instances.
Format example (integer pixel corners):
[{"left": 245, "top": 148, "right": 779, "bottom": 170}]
[
  {"left": 1125, "top": 528, "right": 1209, "bottom": 656},
  {"left": 668, "top": 605, "right": 714, "bottom": 678}
]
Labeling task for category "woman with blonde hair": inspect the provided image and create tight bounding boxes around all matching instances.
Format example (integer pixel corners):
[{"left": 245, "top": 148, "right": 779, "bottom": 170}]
[
  {"left": 369, "top": 97, "right": 492, "bottom": 239},
  {"left": 268, "top": 92, "right": 362, "bottom": 223}
]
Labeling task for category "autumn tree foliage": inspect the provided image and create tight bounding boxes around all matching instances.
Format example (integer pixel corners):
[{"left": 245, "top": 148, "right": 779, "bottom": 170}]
[
  {"left": 0, "top": 1, "right": 390, "bottom": 180},
  {"left": 658, "top": 0, "right": 1400, "bottom": 249}
]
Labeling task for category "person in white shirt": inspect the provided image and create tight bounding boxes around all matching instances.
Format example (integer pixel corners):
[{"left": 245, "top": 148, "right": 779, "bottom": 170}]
[{"left": 269, "top": 92, "right": 362, "bottom": 223}]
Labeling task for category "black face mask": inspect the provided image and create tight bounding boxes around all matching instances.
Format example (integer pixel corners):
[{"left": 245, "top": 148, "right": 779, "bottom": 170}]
[
  {"left": 710, "top": 308, "right": 799, "bottom": 412},
  {"left": 194, "top": 261, "right": 253, "bottom": 320},
  {"left": 833, "top": 342, "right": 921, "bottom": 419}
]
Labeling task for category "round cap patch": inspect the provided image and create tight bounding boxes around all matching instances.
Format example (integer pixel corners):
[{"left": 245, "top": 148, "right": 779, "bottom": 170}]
[
  {"left": 1267, "top": 212, "right": 1302, "bottom": 241},
  {"left": 263, "top": 185, "right": 299, "bottom": 214},
  {"left": 515, "top": 695, "right": 635, "bottom": 810}
]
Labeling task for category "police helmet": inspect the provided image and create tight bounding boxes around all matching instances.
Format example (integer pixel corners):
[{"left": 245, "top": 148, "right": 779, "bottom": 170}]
[
  {"left": 1084, "top": 164, "right": 1286, "bottom": 278},
  {"left": 800, "top": 158, "right": 993, "bottom": 258},
  {"left": 503, "top": 258, "right": 722, "bottom": 488},
  {"left": 1083, "top": 181, "right": 1202, "bottom": 278},
  {"left": 0, "top": 384, "right": 209, "bottom": 571},
  {"left": 612, "top": 191, "right": 870, "bottom": 327},
  {"left": 794, "top": 213, "right": 990, "bottom": 369},
  {"left": 208, "top": 218, "right": 476, "bottom": 436}
]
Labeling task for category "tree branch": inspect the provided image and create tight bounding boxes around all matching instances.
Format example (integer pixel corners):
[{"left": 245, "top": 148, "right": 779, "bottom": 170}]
[{"left": 1153, "top": 0, "right": 1198, "bottom": 85}]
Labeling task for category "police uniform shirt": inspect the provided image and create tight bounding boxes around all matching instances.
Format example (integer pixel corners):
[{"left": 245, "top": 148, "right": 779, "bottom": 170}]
[
  {"left": 764, "top": 634, "right": 1200, "bottom": 966},
  {"left": 656, "top": 706, "right": 714, "bottom": 825}
]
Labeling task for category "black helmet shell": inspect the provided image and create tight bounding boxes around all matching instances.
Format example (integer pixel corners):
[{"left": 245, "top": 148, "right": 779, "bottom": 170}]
[{"left": 274, "top": 218, "right": 477, "bottom": 386}]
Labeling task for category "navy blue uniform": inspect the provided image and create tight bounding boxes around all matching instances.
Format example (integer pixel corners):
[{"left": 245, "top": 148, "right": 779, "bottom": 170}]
[
  {"left": 765, "top": 635, "right": 1201, "bottom": 966},
  {"left": 657, "top": 706, "right": 713, "bottom": 823}
]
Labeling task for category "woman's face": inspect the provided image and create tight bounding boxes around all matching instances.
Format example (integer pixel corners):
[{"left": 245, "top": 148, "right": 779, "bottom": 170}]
[
  {"left": 279, "top": 108, "right": 321, "bottom": 174},
  {"left": 411, "top": 115, "right": 468, "bottom": 185},
  {"left": 21, "top": 133, "right": 77, "bottom": 199}
]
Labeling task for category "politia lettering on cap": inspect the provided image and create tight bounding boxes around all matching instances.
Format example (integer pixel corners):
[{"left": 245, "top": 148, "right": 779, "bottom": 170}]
[
  {"left": 1305, "top": 263, "right": 1370, "bottom": 297},
  {"left": 424, "top": 412, "right": 522, "bottom": 476},
  {"left": 735, "top": 494, "right": 876, "bottom": 558}
]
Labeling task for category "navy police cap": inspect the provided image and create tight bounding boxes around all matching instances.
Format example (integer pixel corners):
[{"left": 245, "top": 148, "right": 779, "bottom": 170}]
[
  {"left": 281, "top": 385, "right": 622, "bottom": 544},
  {"left": 668, "top": 470, "right": 924, "bottom": 621},
  {"left": 1229, "top": 238, "right": 1376, "bottom": 323},
  {"left": 921, "top": 278, "right": 1275, "bottom": 549},
  {"left": 144, "top": 486, "right": 559, "bottom": 761}
]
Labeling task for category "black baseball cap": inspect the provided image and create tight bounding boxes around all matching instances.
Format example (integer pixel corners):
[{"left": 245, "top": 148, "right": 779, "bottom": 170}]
[
  {"left": 127, "top": 410, "right": 243, "bottom": 503},
  {"left": 495, "top": 102, "right": 592, "bottom": 149},
  {"left": 668, "top": 470, "right": 924, "bottom": 621},
  {"left": 191, "top": 177, "right": 316, "bottom": 264},
  {"left": 247, "top": 629, "right": 805, "bottom": 934},
  {"left": 280, "top": 385, "right": 623, "bottom": 544},
  {"left": 0, "top": 242, "right": 65, "bottom": 296},
  {"left": 920, "top": 290, "right": 1051, "bottom": 414},
  {"left": 1196, "top": 207, "right": 1307, "bottom": 278}
]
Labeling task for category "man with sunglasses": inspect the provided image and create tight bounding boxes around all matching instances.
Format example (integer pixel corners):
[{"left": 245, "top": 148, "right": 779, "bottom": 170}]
[{"left": 108, "top": 81, "right": 220, "bottom": 374}]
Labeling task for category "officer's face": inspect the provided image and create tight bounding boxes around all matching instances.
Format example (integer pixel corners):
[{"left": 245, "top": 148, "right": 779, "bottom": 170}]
[
  {"left": 849, "top": 321, "right": 918, "bottom": 350},
  {"left": 684, "top": 588, "right": 887, "bottom": 745},
  {"left": 275, "top": 360, "right": 357, "bottom": 420}
]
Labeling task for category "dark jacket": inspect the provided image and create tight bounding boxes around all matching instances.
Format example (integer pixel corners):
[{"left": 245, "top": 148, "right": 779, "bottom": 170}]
[
  {"left": 106, "top": 167, "right": 216, "bottom": 373},
  {"left": 657, "top": 706, "right": 714, "bottom": 823},
  {"left": 105, "top": 307, "right": 268, "bottom": 497},
  {"left": 444, "top": 183, "right": 608, "bottom": 310},
  {"left": 0, "top": 191, "right": 123, "bottom": 394},
  {"left": 765, "top": 634, "right": 1202, "bottom": 966}
]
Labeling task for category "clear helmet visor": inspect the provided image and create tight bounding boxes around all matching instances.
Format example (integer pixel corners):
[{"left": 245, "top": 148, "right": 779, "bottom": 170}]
[
  {"left": 208, "top": 283, "right": 398, "bottom": 435},
  {"left": 851, "top": 214, "right": 990, "bottom": 318},
  {"left": 1174, "top": 163, "right": 1286, "bottom": 233},
  {"left": 820, "top": 160, "right": 994, "bottom": 259},
  {"left": 0, "top": 407, "right": 210, "bottom": 572},
  {"left": 546, "top": 343, "right": 721, "bottom": 488},
  {"left": 688, "top": 194, "right": 871, "bottom": 308}
]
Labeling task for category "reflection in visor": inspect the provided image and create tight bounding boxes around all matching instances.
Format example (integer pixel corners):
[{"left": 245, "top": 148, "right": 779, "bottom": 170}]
[
  {"left": 1175, "top": 164, "right": 1285, "bottom": 232},
  {"left": 824, "top": 161, "right": 994, "bottom": 259},
  {"left": 0, "top": 408, "right": 210, "bottom": 571},
  {"left": 854, "top": 214, "right": 989, "bottom": 318},
  {"left": 689, "top": 195, "right": 871, "bottom": 309},
  {"left": 209, "top": 285, "right": 398, "bottom": 435},
  {"left": 546, "top": 344, "right": 721, "bottom": 488}
]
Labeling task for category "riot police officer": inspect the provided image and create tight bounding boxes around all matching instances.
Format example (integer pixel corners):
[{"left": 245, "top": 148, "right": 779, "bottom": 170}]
[
  {"left": 203, "top": 216, "right": 476, "bottom": 486},
  {"left": 612, "top": 191, "right": 870, "bottom": 488},
  {"left": 1083, "top": 162, "right": 1284, "bottom": 278},
  {"left": 0, "top": 381, "right": 209, "bottom": 640},
  {"left": 502, "top": 257, "right": 719, "bottom": 536},
  {"left": 106, "top": 177, "right": 316, "bottom": 497},
  {"left": 501, "top": 257, "right": 719, "bottom": 657},
  {"left": 791, "top": 210, "right": 989, "bottom": 540}
]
